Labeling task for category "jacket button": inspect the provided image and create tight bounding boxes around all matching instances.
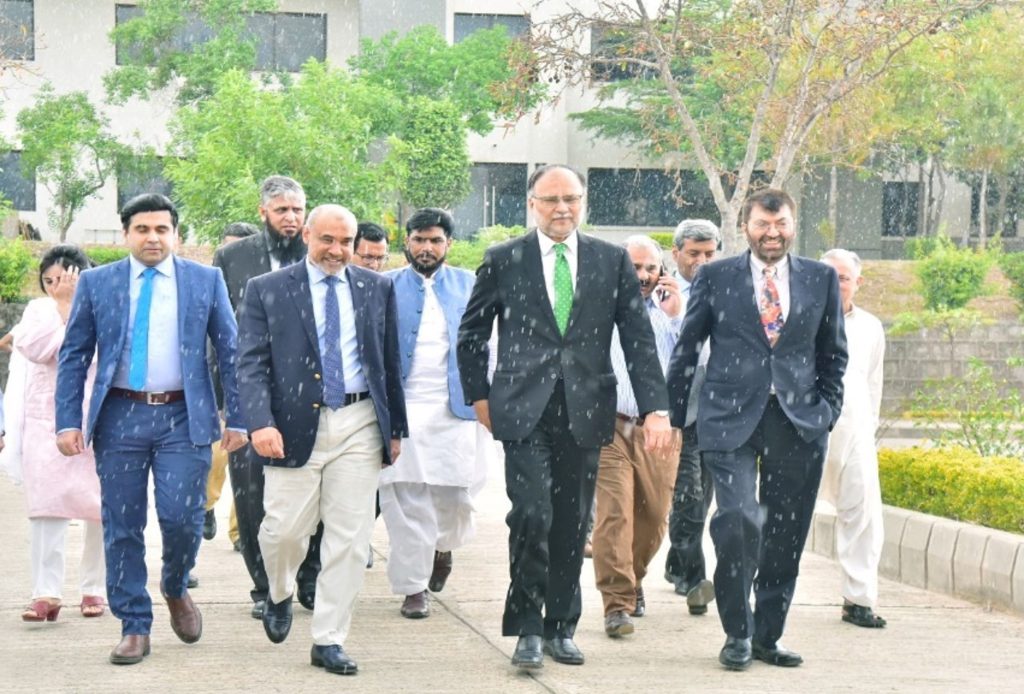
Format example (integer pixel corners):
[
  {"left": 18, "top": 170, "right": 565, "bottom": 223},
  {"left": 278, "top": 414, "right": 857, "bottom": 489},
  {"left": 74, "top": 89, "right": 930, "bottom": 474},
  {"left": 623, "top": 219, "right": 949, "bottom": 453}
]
[
  {"left": 312, "top": 403, "right": 320, "bottom": 409},
  {"left": 313, "top": 373, "right": 321, "bottom": 380}
]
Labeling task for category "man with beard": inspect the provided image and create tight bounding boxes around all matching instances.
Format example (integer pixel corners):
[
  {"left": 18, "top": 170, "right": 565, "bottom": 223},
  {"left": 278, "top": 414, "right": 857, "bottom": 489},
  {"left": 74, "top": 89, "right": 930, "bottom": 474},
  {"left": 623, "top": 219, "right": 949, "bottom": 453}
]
[
  {"left": 379, "top": 208, "right": 483, "bottom": 619},
  {"left": 213, "top": 176, "right": 322, "bottom": 620},
  {"left": 667, "top": 188, "right": 847, "bottom": 670}
]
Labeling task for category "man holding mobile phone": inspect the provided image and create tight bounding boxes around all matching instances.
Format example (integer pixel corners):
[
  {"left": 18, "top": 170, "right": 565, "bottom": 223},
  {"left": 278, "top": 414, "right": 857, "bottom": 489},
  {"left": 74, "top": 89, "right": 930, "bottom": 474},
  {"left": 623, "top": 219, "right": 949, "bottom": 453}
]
[{"left": 591, "top": 235, "right": 684, "bottom": 638}]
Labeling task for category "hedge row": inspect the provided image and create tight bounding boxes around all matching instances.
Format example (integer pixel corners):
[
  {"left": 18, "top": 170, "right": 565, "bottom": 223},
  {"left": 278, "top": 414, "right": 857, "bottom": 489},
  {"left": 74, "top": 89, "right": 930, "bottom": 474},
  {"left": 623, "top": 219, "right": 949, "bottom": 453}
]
[{"left": 879, "top": 446, "right": 1024, "bottom": 534}]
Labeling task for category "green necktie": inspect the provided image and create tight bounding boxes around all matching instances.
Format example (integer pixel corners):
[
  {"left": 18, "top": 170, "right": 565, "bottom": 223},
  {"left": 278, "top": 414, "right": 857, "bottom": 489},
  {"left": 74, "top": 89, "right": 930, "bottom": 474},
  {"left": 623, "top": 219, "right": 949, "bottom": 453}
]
[{"left": 553, "top": 242, "right": 572, "bottom": 335}]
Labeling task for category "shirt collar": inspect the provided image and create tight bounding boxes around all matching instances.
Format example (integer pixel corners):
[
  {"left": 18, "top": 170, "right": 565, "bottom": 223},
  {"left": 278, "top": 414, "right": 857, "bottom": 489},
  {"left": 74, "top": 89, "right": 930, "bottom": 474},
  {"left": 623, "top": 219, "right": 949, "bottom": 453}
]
[
  {"left": 129, "top": 253, "right": 175, "bottom": 279},
  {"left": 306, "top": 258, "right": 348, "bottom": 285},
  {"left": 749, "top": 251, "right": 789, "bottom": 279},
  {"left": 537, "top": 228, "right": 579, "bottom": 257}
]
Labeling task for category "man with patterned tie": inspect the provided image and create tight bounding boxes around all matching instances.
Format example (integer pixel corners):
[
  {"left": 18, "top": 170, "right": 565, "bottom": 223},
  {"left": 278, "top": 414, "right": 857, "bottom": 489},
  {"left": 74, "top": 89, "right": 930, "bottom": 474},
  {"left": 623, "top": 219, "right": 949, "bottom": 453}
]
[
  {"left": 666, "top": 188, "right": 848, "bottom": 671},
  {"left": 457, "top": 165, "right": 673, "bottom": 670},
  {"left": 55, "top": 194, "right": 247, "bottom": 665},
  {"left": 236, "top": 204, "right": 406, "bottom": 676}
]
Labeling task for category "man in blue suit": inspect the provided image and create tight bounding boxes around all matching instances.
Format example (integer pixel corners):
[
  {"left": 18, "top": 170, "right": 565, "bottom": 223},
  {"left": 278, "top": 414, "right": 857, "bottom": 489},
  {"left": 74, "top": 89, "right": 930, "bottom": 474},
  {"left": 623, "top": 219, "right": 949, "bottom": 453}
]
[
  {"left": 667, "top": 188, "right": 847, "bottom": 671},
  {"left": 237, "top": 204, "right": 406, "bottom": 676},
  {"left": 379, "top": 208, "right": 483, "bottom": 620},
  {"left": 56, "top": 194, "right": 247, "bottom": 665}
]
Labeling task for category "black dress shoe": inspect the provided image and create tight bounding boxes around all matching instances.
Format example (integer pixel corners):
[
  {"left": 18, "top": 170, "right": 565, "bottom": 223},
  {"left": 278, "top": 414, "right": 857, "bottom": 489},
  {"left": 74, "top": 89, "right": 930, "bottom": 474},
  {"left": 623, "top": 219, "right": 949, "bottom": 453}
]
[
  {"left": 632, "top": 587, "right": 646, "bottom": 617},
  {"left": 543, "top": 637, "right": 585, "bottom": 665},
  {"left": 366, "top": 544, "right": 374, "bottom": 569},
  {"left": 686, "top": 579, "right": 715, "bottom": 615},
  {"left": 250, "top": 599, "right": 266, "bottom": 620},
  {"left": 511, "top": 635, "right": 543, "bottom": 669},
  {"left": 400, "top": 590, "right": 430, "bottom": 619},
  {"left": 428, "top": 550, "right": 453, "bottom": 592},
  {"left": 842, "top": 603, "right": 887, "bottom": 628},
  {"left": 202, "top": 509, "right": 217, "bottom": 540},
  {"left": 752, "top": 642, "right": 803, "bottom": 667},
  {"left": 719, "top": 636, "right": 752, "bottom": 671},
  {"left": 311, "top": 644, "right": 358, "bottom": 675},
  {"left": 298, "top": 584, "right": 315, "bottom": 611},
  {"left": 187, "top": 573, "right": 199, "bottom": 589},
  {"left": 262, "top": 595, "right": 293, "bottom": 644}
]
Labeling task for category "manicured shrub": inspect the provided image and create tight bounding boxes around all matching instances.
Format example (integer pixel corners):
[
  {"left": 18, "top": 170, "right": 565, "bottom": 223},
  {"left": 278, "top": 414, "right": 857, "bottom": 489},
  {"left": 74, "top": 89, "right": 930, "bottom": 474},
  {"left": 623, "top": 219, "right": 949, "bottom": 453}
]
[
  {"left": 0, "top": 238, "right": 35, "bottom": 302},
  {"left": 997, "top": 251, "right": 1024, "bottom": 314},
  {"left": 85, "top": 246, "right": 131, "bottom": 266},
  {"left": 649, "top": 232, "right": 674, "bottom": 249},
  {"left": 915, "top": 243, "right": 991, "bottom": 310},
  {"left": 879, "top": 446, "right": 1024, "bottom": 533}
]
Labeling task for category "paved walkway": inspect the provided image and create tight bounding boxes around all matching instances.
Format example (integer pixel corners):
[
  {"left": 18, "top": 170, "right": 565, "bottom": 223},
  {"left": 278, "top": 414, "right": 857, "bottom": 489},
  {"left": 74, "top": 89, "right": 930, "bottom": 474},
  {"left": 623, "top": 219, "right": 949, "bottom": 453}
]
[{"left": 2, "top": 450, "right": 1022, "bottom": 693}]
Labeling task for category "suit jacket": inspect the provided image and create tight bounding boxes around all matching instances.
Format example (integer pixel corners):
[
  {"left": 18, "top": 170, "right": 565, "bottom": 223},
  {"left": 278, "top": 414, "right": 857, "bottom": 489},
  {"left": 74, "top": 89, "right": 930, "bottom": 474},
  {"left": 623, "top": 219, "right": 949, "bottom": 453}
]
[
  {"left": 667, "top": 251, "right": 847, "bottom": 451},
  {"left": 55, "top": 256, "right": 242, "bottom": 446},
  {"left": 457, "top": 230, "right": 668, "bottom": 447},
  {"left": 387, "top": 264, "right": 476, "bottom": 421},
  {"left": 236, "top": 261, "right": 408, "bottom": 468},
  {"left": 213, "top": 232, "right": 275, "bottom": 311}
]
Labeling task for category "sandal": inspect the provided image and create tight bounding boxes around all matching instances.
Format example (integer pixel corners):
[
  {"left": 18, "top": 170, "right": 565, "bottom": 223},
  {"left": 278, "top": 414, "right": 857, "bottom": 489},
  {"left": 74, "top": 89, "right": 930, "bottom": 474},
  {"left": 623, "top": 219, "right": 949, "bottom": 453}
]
[
  {"left": 842, "top": 603, "right": 887, "bottom": 628},
  {"left": 22, "top": 598, "right": 62, "bottom": 622},
  {"left": 81, "top": 595, "right": 105, "bottom": 618}
]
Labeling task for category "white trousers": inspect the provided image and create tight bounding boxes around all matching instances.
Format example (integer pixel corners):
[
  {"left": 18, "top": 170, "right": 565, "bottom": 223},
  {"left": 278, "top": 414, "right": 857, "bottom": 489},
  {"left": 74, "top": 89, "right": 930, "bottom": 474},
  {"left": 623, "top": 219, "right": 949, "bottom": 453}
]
[
  {"left": 29, "top": 517, "right": 105, "bottom": 600},
  {"left": 260, "top": 400, "right": 382, "bottom": 646},
  {"left": 822, "top": 422, "right": 885, "bottom": 607},
  {"left": 378, "top": 482, "right": 475, "bottom": 595}
]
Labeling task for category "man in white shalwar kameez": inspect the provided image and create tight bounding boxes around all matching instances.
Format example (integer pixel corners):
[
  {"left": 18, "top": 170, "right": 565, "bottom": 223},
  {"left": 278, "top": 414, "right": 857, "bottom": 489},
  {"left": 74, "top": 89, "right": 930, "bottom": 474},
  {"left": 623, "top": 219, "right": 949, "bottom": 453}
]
[
  {"left": 820, "top": 249, "right": 887, "bottom": 629},
  {"left": 380, "top": 208, "right": 485, "bottom": 619}
]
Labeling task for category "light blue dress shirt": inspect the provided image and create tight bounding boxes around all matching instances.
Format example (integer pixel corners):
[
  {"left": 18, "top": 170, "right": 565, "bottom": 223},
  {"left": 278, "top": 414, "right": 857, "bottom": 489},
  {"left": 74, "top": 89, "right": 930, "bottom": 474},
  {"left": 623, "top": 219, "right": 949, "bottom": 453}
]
[
  {"left": 609, "top": 297, "right": 682, "bottom": 418},
  {"left": 113, "top": 255, "right": 183, "bottom": 391},
  {"left": 306, "top": 259, "right": 367, "bottom": 395}
]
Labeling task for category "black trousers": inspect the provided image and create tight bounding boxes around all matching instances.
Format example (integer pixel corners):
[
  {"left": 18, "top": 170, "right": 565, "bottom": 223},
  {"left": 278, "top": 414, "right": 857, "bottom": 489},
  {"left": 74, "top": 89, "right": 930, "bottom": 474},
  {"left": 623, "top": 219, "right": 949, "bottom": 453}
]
[
  {"left": 665, "top": 424, "right": 714, "bottom": 590},
  {"left": 703, "top": 397, "right": 825, "bottom": 646},
  {"left": 501, "top": 383, "right": 600, "bottom": 639},
  {"left": 228, "top": 444, "right": 323, "bottom": 602}
]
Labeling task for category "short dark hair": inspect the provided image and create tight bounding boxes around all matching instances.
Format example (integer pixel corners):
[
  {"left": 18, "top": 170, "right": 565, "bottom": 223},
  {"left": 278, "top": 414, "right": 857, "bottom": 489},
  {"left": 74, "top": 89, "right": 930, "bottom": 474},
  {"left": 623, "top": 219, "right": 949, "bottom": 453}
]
[
  {"left": 38, "top": 244, "right": 93, "bottom": 292},
  {"left": 405, "top": 208, "right": 454, "bottom": 238},
  {"left": 527, "top": 164, "right": 587, "bottom": 194},
  {"left": 355, "top": 221, "right": 388, "bottom": 246},
  {"left": 741, "top": 188, "right": 796, "bottom": 226},
  {"left": 120, "top": 193, "right": 178, "bottom": 230},
  {"left": 222, "top": 221, "right": 258, "bottom": 241}
]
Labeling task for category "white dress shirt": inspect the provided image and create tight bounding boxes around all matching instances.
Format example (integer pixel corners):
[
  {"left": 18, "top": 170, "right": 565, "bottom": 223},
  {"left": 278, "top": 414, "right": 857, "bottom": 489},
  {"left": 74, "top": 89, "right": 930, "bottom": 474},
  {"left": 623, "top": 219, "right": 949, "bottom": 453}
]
[
  {"left": 536, "top": 229, "right": 579, "bottom": 310},
  {"left": 113, "top": 254, "right": 183, "bottom": 391},
  {"left": 306, "top": 260, "right": 367, "bottom": 395},
  {"left": 749, "top": 253, "right": 791, "bottom": 322},
  {"left": 836, "top": 305, "right": 885, "bottom": 430},
  {"left": 609, "top": 297, "right": 682, "bottom": 418}
]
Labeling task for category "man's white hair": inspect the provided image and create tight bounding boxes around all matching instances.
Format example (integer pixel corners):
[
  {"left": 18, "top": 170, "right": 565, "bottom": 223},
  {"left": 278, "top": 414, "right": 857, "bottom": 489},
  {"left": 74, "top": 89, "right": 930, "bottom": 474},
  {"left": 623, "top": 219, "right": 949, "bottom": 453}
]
[
  {"left": 623, "top": 234, "right": 665, "bottom": 260},
  {"left": 821, "top": 248, "right": 863, "bottom": 277}
]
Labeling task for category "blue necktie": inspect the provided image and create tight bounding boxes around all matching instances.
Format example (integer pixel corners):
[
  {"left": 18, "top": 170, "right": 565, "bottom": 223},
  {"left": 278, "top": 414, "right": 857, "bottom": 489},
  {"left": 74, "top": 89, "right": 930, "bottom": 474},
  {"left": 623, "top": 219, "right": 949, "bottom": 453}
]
[
  {"left": 322, "top": 275, "right": 346, "bottom": 409},
  {"left": 129, "top": 267, "right": 158, "bottom": 391}
]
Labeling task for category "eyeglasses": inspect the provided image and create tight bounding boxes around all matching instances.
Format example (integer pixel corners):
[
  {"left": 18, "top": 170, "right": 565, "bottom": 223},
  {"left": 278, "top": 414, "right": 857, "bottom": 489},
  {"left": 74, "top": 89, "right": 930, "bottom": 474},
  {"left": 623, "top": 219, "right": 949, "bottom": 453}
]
[
  {"left": 355, "top": 252, "right": 389, "bottom": 265},
  {"left": 748, "top": 219, "right": 792, "bottom": 233},
  {"left": 531, "top": 194, "right": 584, "bottom": 207}
]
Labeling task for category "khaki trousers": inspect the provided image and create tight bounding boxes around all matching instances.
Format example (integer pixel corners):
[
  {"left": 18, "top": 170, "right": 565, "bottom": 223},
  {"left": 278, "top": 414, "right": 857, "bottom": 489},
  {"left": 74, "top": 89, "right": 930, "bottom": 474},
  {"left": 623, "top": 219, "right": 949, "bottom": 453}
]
[
  {"left": 260, "top": 399, "right": 382, "bottom": 646},
  {"left": 205, "top": 439, "right": 239, "bottom": 542},
  {"left": 592, "top": 418, "right": 680, "bottom": 615}
]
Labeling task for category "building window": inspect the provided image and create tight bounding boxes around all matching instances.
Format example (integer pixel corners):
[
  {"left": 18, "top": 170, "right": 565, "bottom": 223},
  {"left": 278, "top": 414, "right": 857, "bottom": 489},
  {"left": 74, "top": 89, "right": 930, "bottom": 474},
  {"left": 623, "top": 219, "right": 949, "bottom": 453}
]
[
  {"left": 452, "top": 163, "right": 528, "bottom": 239},
  {"left": 587, "top": 168, "right": 718, "bottom": 227},
  {"left": 0, "top": 151, "right": 36, "bottom": 210},
  {"left": 115, "top": 5, "right": 325, "bottom": 71},
  {"left": 881, "top": 182, "right": 919, "bottom": 237},
  {"left": 453, "top": 13, "right": 529, "bottom": 43},
  {"left": 0, "top": 0, "right": 34, "bottom": 60},
  {"left": 117, "top": 158, "right": 173, "bottom": 212}
]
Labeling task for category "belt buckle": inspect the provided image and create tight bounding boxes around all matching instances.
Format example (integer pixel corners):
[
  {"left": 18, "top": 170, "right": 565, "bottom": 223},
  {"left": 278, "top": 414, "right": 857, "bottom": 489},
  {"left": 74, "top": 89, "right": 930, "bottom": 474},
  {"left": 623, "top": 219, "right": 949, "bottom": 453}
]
[{"left": 145, "top": 392, "right": 163, "bottom": 406}]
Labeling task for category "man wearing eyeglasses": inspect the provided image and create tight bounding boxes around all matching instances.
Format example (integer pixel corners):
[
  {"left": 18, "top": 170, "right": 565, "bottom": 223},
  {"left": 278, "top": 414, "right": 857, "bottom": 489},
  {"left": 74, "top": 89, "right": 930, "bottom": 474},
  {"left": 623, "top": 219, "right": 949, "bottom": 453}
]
[
  {"left": 458, "top": 165, "right": 673, "bottom": 670},
  {"left": 353, "top": 222, "right": 390, "bottom": 271},
  {"left": 667, "top": 188, "right": 848, "bottom": 671}
]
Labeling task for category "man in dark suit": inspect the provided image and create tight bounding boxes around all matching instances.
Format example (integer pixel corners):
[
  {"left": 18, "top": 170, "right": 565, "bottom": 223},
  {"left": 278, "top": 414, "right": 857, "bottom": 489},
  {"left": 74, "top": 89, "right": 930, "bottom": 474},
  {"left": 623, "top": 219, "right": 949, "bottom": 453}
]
[
  {"left": 667, "top": 188, "right": 848, "bottom": 671},
  {"left": 237, "top": 204, "right": 406, "bottom": 676},
  {"left": 56, "top": 194, "right": 248, "bottom": 664},
  {"left": 213, "top": 175, "right": 321, "bottom": 619},
  {"left": 457, "top": 165, "right": 673, "bottom": 670}
]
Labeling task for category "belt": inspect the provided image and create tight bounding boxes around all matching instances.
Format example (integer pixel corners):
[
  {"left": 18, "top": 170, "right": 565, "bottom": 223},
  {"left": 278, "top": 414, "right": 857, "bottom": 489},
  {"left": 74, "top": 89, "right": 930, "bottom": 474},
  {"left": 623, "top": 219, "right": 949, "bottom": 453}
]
[
  {"left": 615, "top": 412, "right": 645, "bottom": 426},
  {"left": 110, "top": 387, "right": 185, "bottom": 405},
  {"left": 324, "top": 391, "right": 370, "bottom": 409}
]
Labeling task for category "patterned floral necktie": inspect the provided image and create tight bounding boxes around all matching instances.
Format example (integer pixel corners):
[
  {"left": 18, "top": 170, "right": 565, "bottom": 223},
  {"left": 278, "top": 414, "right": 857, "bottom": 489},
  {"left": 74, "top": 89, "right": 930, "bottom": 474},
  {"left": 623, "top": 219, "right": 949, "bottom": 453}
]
[
  {"left": 759, "top": 265, "right": 785, "bottom": 347},
  {"left": 553, "top": 243, "right": 572, "bottom": 335}
]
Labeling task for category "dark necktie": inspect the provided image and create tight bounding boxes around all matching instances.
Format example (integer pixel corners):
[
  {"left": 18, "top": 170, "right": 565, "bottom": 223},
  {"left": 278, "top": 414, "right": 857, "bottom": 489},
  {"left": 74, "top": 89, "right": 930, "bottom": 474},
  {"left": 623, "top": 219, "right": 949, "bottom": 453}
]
[
  {"left": 322, "top": 275, "right": 346, "bottom": 409},
  {"left": 129, "top": 267, "right": 158, "bottom": 390}
]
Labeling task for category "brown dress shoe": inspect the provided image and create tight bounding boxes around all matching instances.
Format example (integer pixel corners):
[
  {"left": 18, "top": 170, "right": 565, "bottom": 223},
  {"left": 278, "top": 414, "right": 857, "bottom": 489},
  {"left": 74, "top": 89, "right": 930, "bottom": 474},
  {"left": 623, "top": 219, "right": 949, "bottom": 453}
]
[
  {"left": 604, "top": 610, "right": 635, "bottom": 637},
  {"left": 428, "top": 550, "right": 453, "bottom": 592},
  {"left": 400, "top": 590, "right": 430, "bottom": 619},
  {"left": 109, "top": 635, "right": 151, "bottom": 665},
  {"left": 165, "top": 592, "right": 203, "bottom": 643}
]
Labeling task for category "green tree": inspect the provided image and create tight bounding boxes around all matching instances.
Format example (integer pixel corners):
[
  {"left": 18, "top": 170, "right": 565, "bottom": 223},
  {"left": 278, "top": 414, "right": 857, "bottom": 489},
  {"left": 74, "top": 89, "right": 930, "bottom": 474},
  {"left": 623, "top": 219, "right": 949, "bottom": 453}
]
[
  {"left": 397, "top": 97, "right": 471, "bottom": 210},
  {"left": 105, "top": 0, "right": 277, "bottom": 106},
  {"left": 16, "top": 85, "right": 130, "bottom": 241}
]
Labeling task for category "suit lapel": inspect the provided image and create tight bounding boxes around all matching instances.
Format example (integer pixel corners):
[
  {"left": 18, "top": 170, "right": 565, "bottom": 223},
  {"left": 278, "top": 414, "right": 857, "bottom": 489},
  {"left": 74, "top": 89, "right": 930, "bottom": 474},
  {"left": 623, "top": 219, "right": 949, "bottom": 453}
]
[
  {"left": 347, "top": 265, "right": 367, "bottom": 358},
  {"left": 733, "top": 251, "right": 772, "bottom": 348},
  {"left": 522, "top": 231, "right": 560, "bottom": 333},
  {"left": 173, "top": 257, "right": 191, "bottom": 349},
  {"left": 287, "top": 263, "right": 321, "bottom": 362},
  {"left": 777, "top": 254, "right": 807, "bottom": 346},
  {"left": 113, "top": 258, "right": 132, "bottom": 355},
  {"left": 566, "top": 233, "right": 592, "bottom": 333}
]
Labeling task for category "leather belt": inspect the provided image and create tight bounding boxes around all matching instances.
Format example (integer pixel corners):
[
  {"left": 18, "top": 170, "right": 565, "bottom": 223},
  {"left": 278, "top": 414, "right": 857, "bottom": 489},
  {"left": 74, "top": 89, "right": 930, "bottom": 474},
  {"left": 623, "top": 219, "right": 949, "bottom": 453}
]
[
  {"left": 110, "top": 387, "right": 185, "bottom": 405},
  {"left": 615, "top": 412, "right": 645, "bottom": 426},
  {"left": 326, "top": 391, "right": 370, "bottom": 409}
]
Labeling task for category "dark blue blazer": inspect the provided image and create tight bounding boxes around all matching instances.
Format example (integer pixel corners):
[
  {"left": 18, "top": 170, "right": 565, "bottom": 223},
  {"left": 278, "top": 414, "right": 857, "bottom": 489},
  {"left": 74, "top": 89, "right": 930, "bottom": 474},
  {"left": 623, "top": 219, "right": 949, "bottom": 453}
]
[
  {"left": 55, "top": 256, "right": 242, "bottom": 445},
  {"left": 236, "top": 262, "right": 407, "bottom": 468},
  {"left": 667, "top": 251, "right": 848, "bottom": 451}
]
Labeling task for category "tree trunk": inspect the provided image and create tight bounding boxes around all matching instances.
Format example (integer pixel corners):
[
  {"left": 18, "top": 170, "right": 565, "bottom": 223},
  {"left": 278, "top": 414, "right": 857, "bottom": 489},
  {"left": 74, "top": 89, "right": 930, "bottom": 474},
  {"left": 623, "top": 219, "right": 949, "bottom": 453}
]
[
  {"left": 930, "top": 160, "right": 947, "bottom": 236},
  {"left": 977, "top": 168, "right": 989, "bottom": 249},
  {"left": 828, "top": 165, "right": 839, "bottom": 244},
  {"left": 995, "top": 172, "right": 1009, "bottom": 239},
  {"left": 719, "top": 201, "right": 742, "bottom": 255}
]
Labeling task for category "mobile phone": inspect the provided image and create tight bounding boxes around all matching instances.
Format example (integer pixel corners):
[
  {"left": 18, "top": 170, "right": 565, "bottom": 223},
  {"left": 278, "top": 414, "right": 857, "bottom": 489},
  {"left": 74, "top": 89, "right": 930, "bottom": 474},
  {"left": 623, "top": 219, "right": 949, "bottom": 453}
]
[{"left": 655, "top": 264, "right": 669, "bottom": 302}]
